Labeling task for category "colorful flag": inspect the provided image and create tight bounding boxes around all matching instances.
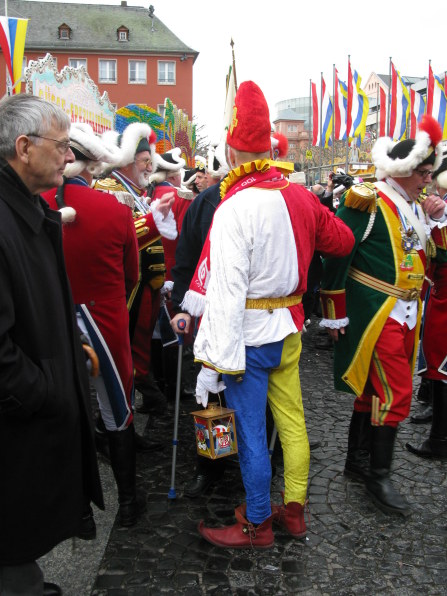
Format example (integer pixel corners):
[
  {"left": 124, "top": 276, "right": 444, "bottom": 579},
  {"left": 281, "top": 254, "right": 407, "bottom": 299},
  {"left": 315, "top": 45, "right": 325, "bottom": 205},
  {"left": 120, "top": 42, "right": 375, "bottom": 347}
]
[
  {"left": 388, "top": 62, "right": 410, "bottom": 141},
  {"left": 409, "top": 88, "right": 425, "bottom": 139},
  {"left": 223, "top": 64, "right": 237, "bottom": 136},
  {"left": 426, "top": 64, "right": 447, "bottom": 140},
  {"left": 311, "top": 77, "right": 333, "bottom": 147},
  {"left": 346, "top": 61, "right": 369, "bottom": 143},
  {"left": 0, "top": 16, "right": 28, "bottom": 94},
  {"left": 333, "top": 68, "right": 347, "bottom": 141}
]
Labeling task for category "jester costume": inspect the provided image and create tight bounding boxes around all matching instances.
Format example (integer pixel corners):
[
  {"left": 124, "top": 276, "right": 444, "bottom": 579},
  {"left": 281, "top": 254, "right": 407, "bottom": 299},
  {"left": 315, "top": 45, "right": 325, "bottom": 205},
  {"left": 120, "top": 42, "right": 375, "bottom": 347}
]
[{"left": 188, "top": 159, "right": 354, "bottom": 527}]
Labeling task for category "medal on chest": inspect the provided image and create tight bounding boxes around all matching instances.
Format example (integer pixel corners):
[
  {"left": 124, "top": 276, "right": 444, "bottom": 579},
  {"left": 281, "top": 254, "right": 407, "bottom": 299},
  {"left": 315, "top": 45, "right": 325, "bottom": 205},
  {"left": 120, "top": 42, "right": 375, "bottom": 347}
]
[{"left": 400, "top": 226, "right": 419, "bottom": 271}]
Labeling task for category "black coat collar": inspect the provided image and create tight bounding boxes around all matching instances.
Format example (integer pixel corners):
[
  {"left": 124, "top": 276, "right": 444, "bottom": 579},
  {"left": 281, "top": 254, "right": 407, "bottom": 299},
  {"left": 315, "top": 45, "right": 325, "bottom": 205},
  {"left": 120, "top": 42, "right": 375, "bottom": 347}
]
[{"left": 0, "top": 158, "right": 60, "bottom": 233}]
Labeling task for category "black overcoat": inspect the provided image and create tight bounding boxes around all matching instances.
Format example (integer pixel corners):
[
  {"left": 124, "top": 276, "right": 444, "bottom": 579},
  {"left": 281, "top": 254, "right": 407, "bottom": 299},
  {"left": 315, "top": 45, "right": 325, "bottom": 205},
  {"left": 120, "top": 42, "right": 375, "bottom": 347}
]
[{"left": 0, "top": 160, "right": 103, "bottom": 565}]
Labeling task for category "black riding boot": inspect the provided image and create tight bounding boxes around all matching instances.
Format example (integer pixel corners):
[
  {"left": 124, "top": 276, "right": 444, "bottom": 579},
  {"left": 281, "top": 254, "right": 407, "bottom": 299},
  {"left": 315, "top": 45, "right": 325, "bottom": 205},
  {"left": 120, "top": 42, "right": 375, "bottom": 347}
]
[
  {"left": 365, "top": 425, "right": 411, "bottom": 517},
  {"left": 344, "top": 410, "right": 371, "bottom": 480},
  {"left": 107, "top": 423, "right": 145, "bottom": 527},
  {"left": 406, "top": 381, "right": 447, "bottom": 459}
]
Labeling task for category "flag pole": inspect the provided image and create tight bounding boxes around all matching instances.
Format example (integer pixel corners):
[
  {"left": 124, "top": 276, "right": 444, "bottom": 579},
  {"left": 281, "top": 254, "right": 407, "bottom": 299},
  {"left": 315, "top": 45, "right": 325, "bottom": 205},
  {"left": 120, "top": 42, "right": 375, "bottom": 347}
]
[
  {"left": 331, "top": 63, "right": 335, "bottom": 170},
  {"left": 345, "top": 55, "right": 350, "bottom": 172},
  {"left": 386, "top": 57, "right": 391, "bottom": 136},
  {"left": 319, "top": 72, "right": 323, "bottom": 183},
  {"left": 308, "top": 78, "right": 311, "bottom": 185},
  {"left": 230, "top": 38, "right": 238, "bottom": 92}
]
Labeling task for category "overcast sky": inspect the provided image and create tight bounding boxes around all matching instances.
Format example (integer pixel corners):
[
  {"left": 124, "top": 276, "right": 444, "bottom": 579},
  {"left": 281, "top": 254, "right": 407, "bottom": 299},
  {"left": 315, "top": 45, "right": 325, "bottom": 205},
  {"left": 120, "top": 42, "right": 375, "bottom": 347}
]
[{"left": 20, "top": 0, "right": 447, "bottom": 140}]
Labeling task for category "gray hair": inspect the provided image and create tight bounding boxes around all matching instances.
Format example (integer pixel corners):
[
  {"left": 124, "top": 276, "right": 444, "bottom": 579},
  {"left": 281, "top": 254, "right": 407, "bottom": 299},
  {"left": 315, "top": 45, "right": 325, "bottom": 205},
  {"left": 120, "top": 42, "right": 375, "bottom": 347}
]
[{"left": 0, "top": 94, "right": 70, "bottom": 159}]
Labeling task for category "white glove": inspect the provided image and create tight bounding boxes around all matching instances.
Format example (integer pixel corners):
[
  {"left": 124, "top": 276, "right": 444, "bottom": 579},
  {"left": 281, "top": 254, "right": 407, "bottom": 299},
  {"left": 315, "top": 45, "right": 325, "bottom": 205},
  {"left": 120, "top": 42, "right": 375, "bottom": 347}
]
[
  {"left": 160, "top": 280, "right": 174, "bottom": 296},
  {"left": 151, "top": 200, "right": 178, "bottom": 240},
  {"left": 195, "top": 367, "right": 226, "bottom": 408}
]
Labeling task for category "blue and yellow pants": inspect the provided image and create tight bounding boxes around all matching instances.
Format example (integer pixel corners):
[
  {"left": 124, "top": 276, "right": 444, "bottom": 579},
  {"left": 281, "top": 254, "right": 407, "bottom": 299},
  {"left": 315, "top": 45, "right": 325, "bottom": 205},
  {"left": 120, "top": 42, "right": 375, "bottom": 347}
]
[{"left": 223, "top": 332, "right": 309, "bottom": 525}]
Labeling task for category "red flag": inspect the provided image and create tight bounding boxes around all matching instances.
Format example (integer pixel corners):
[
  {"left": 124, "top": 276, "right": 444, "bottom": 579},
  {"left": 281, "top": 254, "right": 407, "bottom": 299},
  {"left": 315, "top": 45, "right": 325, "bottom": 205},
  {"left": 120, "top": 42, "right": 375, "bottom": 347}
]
[
  {"left": 388, "top": 62, "right": 397, "bottom": 138},
  {"left": 311, "top": 81, "right": 319, "bottom": 146},
  {"left": 427, "top": 63, "right": 434, "bottom": 116},
  {"left": 380, "top": 86, "right": 387, "bottom": 137},
  {"left": 346, "top": 60, "right": 353, "bottom": 138}
]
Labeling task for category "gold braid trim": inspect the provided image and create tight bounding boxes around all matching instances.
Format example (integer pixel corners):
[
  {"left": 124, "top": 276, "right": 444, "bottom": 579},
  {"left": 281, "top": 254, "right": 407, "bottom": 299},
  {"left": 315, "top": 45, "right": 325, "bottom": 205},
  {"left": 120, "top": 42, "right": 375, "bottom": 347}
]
[
  {"left": 344, "top": 182, "right": 378, "bottom": 213},
  {"left": 220, "top": 159, "right": 295, "bottom": 200}
]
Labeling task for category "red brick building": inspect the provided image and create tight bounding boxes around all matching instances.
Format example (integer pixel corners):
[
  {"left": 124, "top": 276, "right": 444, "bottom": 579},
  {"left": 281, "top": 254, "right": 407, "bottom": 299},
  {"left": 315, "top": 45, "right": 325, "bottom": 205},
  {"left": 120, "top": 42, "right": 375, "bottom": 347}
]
[{"left": 0, "top": 0, "right": 197, "bottom": 116}]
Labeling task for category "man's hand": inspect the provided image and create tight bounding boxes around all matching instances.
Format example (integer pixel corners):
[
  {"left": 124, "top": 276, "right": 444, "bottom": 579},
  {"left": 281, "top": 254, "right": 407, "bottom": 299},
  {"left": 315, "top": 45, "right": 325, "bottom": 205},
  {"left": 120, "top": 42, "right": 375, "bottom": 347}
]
[
  {"left": 170, "top": 312, "right": 191, "bottom": 334},
  {"left": 422, "top": 194, "right": 446, "bottom": 220},
  {"left": 327, "top": 327, "right": 346, "bottom": 342},
  {"left": 195, "top": 367, "right": 226, "bottom": 408},
  {"left": 155, "top": 191, "right": 175, "bottom": 218}
]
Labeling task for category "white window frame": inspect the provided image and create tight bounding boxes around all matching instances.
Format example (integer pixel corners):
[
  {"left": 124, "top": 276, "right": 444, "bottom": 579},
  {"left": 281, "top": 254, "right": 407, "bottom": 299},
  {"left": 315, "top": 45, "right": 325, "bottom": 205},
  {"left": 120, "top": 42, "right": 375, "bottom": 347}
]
[
  {"left": 118, "top": 30, "right": 128, "bottom": 42},
  {"left": 158, "top": 61, "right": 175, "bottom": 85},
  {"left": 98, "top": 59, "right": 117, "bottom": 84},
  {"left": 69, "top": 58, "right": 87, "bottom": 69},
  {"left": 129, "top": 60, "right": 146, "bottom": 84},
  {"left": 60, "top": 28, "right": 70, "bottom": 40},
  {"left": 287, "top": 124, "right": 298, "bottom": 133}
]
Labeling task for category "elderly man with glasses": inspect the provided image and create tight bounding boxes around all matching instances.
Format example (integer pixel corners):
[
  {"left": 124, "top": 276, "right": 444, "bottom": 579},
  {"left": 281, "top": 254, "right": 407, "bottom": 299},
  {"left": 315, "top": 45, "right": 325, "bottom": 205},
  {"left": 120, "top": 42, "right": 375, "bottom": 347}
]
[
  {"left": 320, "top": 116, "right": 445, "bottom": 517},
  {"left": 0, "top": 94, "right": 103, "bottom": 595}
]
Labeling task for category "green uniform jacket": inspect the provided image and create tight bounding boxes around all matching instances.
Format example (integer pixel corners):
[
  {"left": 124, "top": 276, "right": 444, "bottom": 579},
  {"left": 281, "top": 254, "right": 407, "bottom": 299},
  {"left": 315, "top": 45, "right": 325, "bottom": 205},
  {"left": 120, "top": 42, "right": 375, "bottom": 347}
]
[{"left": 320, "top": 182, "right": 426, "bottom": 396}]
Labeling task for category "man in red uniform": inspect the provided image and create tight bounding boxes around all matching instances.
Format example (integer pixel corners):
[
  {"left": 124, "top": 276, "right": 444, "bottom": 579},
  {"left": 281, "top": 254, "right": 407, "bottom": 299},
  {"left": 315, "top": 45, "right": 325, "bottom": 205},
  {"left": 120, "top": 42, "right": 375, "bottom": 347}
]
[
  {"left": 43, "top": 122, "right": 145, "bottom": 527},
  {"left": 407, "top": 148, "right": 447, "bottom": 460},
  {"left": 96, "top": 123, "right": 177, "bottom": 413}
]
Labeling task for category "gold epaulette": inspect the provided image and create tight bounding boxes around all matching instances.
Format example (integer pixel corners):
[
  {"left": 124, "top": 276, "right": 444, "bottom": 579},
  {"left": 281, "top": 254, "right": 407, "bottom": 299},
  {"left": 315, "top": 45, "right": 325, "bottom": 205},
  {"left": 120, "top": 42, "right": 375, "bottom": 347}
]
[
  {"left": 344, "top": 182, "right": 377, "bottom": 213},
  {"left": 134, "top": 217, "right": 150, "bottom": 238},
  {"left": 94, "top": 178, "right": 126, "bottom": 193}
]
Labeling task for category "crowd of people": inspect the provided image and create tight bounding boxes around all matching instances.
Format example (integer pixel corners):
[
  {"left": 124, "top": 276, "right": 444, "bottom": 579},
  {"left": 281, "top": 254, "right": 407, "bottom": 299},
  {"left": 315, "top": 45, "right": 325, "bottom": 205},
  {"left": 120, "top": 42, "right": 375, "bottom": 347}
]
[{"left": 1, "top": 84, "right": 446, "bottom": 593}]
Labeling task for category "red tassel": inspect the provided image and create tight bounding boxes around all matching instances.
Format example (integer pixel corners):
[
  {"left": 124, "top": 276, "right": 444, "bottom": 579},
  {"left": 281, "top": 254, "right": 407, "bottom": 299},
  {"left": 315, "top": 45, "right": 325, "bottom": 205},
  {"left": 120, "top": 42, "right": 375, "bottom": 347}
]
[
  {"left": 272, "top": 132, "right": 289, "bottom": 158},
  {"left": 148, "top": 129, "right": 157, "bottom": 146},
  {"left": 418, "top": 115, "right": 442, "bottom": 148}
]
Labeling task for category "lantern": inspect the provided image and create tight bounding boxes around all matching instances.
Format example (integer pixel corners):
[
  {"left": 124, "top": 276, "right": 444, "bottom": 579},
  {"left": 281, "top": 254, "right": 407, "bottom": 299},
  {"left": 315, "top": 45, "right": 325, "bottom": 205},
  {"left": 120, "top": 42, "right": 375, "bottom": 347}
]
[{"left": 190, "top": 402, "right": 238, "bottom": 459}]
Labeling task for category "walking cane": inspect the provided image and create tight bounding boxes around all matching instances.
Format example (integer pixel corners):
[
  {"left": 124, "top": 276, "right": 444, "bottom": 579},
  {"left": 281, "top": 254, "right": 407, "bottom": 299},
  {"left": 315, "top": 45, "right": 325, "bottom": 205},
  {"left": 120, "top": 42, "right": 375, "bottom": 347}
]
[
  {"left": 268, "top": 424, "right": 278, "bottom": 461},
  {"left": 168, "top": 318, "right": 186, "bottom": 499}
]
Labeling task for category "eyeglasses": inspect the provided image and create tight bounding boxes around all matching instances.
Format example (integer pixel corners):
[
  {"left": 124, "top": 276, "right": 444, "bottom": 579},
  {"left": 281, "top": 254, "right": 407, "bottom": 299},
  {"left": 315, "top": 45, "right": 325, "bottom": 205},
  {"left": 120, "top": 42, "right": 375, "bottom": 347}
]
[
  {"left": 28, "top": 134, "right": 72, "bottom": 154},
  {"left": 135, "top": 157, "right": 152, "bottom": 166},
  {"left": 414, "top": 168, "right": 433, "bottom": 180}
]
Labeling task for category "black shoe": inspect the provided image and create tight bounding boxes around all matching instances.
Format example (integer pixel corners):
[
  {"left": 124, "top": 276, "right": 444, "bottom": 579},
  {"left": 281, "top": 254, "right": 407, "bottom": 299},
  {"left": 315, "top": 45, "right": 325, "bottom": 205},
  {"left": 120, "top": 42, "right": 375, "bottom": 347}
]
[
  {"left": 76, "top": 506, "right": 96, "bottom": 540},
  {"left": 44, "top": 583, "right": 62, "bottom": 596},
  {"left": 410, "top": 404, "right": 433, "bottom": 424},
  {"left": 406, "top": 438, "right": 447, "bottom": 460},
  {"left": 184, "top": 473, "right": 217, "bottom": 497},
  {"left": 134, "top": 432, "right": 164, "bottom": 452}
]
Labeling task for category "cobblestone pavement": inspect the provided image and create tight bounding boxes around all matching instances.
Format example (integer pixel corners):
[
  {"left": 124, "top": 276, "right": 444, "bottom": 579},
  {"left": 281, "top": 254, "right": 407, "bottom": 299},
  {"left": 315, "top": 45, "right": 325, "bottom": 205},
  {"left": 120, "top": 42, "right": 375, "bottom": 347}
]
[{"left": 90, "top": 318, "right": 447, "bottom": 595}]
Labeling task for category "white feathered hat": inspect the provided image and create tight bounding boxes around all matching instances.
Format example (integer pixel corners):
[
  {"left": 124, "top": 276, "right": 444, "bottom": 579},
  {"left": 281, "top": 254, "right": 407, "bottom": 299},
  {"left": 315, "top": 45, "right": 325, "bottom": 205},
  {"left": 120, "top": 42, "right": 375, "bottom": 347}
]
[
  {"left": 105, "top": 122, "right": 157, "bottom": 169},
  {"left": 372, "top": 115, "right": 443, "bottom": 180},
  {"left": 149, "top": 147, "right": 186, "bottom": 184}
]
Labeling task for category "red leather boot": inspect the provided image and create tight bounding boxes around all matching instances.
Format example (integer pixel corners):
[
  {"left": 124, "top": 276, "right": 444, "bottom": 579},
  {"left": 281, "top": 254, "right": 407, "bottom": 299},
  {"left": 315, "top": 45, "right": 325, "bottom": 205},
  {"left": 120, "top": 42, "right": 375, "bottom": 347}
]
[
  {"left": 271, "top": 492, "right": 307, "bottom": 538},
  {"left": 198, "top": 504, "right": 274, "bottom": 549}
]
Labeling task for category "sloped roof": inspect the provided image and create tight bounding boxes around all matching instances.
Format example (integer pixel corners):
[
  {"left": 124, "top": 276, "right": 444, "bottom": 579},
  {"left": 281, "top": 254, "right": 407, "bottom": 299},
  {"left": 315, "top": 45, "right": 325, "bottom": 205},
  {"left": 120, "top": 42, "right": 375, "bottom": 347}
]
[
  {"left": 4, "top": 0, "right": 198, "bottom": 57},
  {"left": 274, "top": 108, "right": 304, "bottom": 122}
]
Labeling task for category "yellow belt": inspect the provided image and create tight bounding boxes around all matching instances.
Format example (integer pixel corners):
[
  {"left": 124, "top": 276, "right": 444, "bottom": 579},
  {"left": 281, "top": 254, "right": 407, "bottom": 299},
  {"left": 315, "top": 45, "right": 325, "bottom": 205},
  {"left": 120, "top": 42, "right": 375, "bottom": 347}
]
[
  {"left": 348, "top": 266, "right": 421, "bottom": 301},
  {"left": 245, "top": 295, "right": 302, "bottom": 313}
]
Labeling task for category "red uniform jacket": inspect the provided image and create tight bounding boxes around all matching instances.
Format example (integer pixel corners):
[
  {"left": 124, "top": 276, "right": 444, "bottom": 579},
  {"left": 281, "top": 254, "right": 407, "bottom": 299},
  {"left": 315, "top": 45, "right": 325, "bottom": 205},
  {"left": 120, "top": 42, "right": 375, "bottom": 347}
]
[{"left": 43, "top": 180, "right": 139, "bottom": 403}]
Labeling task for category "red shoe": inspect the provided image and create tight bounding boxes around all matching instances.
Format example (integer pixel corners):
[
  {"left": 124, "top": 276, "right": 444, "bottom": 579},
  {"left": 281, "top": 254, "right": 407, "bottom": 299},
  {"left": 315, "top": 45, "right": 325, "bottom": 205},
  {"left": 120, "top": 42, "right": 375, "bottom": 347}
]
[
  {"left": 271, "top": 492, "right": 308, "bottom": 538},
  {"left": 198, "top": 504, "right": 274, "bottom": 549}
]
